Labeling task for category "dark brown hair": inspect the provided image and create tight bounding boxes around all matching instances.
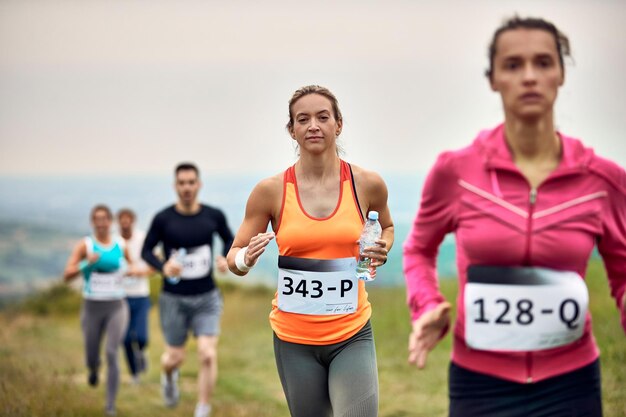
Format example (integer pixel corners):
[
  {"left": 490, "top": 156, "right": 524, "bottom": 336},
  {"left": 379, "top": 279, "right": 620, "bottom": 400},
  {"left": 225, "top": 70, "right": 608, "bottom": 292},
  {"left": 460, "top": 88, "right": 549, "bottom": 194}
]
[
  {"left": 175, "top": 162, "right": 199, "bottom": 177},
  {"left": 116, "top": 207, "right": 136, "bottom": 221},
  {"left": 485, "top": 16, "right": 571, "bottom": 81},
  {"left": 90, "top": 204, "right": 112, "bottom": 220}
]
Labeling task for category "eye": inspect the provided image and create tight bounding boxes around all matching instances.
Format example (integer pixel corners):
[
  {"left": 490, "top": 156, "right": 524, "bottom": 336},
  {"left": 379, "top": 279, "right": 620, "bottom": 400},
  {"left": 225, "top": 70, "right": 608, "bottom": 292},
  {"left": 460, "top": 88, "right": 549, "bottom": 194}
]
[
  {"left": 537, "top": 57, "right": 554, "bottom": 68},
  {"left": 319, "top": 115, "right": 329, "bottom": 121},
  {"left": 297, "top": 116, "right": 309, "bottom": 124},
  {"left": 503, "top": 60, "right": 520, "bottom": 70}
]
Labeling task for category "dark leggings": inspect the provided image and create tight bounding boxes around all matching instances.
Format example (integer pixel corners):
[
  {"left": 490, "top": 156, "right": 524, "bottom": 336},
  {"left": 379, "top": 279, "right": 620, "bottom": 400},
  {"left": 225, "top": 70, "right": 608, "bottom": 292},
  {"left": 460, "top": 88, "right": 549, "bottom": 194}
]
[
  {"left": 123, "top": 296, "right": 151, "bottom": 376},
  {"left": 80, "top": 299, "right": 128, "bottom": 411},
  {"left": 449, "top": 359, "right": 603, "bottom": 417},
  {"left": 273, "top": 321, "right": 378, "bottom": 417}
]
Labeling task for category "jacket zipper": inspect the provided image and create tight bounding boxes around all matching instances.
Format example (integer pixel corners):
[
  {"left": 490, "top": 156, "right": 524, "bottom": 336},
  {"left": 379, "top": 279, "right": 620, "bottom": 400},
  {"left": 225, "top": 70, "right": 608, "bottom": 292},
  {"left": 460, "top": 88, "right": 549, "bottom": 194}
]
[{"left": 525, "top": 187, "right": 537, "bottom": 383}]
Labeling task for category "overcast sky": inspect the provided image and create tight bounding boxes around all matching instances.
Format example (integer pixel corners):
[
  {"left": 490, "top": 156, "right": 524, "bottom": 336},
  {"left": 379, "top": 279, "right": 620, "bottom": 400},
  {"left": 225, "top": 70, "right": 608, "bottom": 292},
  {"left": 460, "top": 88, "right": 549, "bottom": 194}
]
[{"left": 1, "top": 0, "right": 624, "bottom": 177}]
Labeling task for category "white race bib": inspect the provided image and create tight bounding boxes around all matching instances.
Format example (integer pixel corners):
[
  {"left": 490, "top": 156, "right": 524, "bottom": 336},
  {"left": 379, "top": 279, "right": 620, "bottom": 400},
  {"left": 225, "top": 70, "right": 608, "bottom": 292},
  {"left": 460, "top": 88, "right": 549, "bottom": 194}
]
[
  {"left": 465, "top": 266, "right": 588, "bottom": 351},
  {"left": 87, "top": 271, "right": 125, "bottom": 299},
  {"left": 277, "top": 256, "right": 358, "bottom": 315},
  {"left": 180, "top": 245, "right": 212, "bottom": 279}
]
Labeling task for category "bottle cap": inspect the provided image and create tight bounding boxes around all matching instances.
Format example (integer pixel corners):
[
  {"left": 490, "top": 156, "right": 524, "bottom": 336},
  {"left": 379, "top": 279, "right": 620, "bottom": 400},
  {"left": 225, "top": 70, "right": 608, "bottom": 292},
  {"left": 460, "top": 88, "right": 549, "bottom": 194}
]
[{"left": 367, "top": 211, "right": 379, "bottom": 220}]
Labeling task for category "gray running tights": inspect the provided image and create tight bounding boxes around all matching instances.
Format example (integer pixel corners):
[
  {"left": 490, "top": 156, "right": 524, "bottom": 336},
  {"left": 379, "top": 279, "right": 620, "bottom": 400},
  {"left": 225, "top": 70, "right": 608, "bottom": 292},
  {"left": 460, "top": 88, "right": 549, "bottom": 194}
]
[
  {"left": 80, "top": 299, "right": 129, "bottom": 410},
  {"left": 273, "top": 321, "right": 378, "bottom": 417}
]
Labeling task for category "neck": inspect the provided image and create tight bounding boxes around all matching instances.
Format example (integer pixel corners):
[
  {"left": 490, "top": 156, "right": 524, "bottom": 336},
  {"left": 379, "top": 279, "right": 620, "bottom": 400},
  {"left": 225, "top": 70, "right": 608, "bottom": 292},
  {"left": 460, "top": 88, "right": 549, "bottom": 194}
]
[
  {"left": 94, "top": 232, "right": 110, "bottom": 244},
  {"left": 504, "top": 115, "right": 560, "bottom": 163},
  {"left": 176, "top": 201, "right": 201, "bottom": 215},
  {"left": 296, "top": 153, "right": 340, "bottom": 181}
]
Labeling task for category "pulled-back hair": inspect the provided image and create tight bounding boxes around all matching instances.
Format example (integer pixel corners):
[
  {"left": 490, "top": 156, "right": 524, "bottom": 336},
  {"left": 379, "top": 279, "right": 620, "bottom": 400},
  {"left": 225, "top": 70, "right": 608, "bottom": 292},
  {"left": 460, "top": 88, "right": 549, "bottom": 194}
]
[
  {"left": 485, "top": 16, "right": 571, "bottom": 80},
  {"left": 91, "top": 204, "right": 112, "bottom": 220}
]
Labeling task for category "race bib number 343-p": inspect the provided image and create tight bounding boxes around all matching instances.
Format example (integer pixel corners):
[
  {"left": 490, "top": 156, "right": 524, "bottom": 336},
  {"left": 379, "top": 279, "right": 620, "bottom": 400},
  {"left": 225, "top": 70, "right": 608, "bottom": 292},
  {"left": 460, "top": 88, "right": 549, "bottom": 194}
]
[
  {"left": 465, "top": 266, "right": 588, "bottom": 352},
  {"left": 277, "top": 256, "right": 358, "bottom": 315}
]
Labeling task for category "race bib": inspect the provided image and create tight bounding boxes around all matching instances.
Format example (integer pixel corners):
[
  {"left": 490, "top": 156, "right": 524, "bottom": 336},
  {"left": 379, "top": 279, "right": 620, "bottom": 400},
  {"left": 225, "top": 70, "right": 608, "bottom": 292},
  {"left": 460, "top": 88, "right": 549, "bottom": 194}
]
[
  {"left": 465, "top": 266, "right": 588, "bottom": 351},
  {"left": 87, "top": 271, "right": 125, "bottom": 299},
  {"left": 180, "top": 245, "right": 212, "bottom": 279},
  {"left": 277, "top": 256, "right": 358, "bottom": 315}
]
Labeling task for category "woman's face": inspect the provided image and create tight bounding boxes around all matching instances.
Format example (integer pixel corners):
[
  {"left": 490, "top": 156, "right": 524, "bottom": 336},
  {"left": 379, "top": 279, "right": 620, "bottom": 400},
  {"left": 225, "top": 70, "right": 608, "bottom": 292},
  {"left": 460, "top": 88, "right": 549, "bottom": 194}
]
[
  {"left": 490, "top": 28, "right": 564, "bottom": 121},
  {"left": 289, "top": 93, "right": 342, "bottom": 154},
  {"left": 91, "top": 209, "right": 112, "bottom": 236}
]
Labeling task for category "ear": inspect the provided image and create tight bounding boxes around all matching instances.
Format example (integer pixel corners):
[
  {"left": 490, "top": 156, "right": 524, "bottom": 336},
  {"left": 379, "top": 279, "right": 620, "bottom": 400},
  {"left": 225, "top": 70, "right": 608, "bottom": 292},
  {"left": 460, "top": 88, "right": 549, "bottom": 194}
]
[
  {"left": 288, "top": 126, "right": 296, "bottom": 139},
  {"left": 489, "top": 76, "right": 498, "bottom": 92},
  {"left": 335, "top": 119, "right": 343, "bottom": 136}
]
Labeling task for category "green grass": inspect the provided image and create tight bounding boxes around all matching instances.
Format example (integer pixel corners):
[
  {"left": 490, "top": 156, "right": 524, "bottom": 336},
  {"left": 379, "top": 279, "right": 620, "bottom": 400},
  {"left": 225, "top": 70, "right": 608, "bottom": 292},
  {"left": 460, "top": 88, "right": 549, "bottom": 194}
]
[{"left": 0, "top": 261, "right": 624, "bottom": 417}]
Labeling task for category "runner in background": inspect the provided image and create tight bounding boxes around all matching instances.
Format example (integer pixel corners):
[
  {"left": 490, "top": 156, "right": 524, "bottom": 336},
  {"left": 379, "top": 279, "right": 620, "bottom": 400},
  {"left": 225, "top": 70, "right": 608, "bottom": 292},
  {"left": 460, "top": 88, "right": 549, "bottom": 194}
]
[
  {"left": 142, "top": 162, "right": 234, "bottom": 417},
  {"left": 117, "top": 208, "right": 153, "bottom": 384},
  {"left": 63, "top": 204, "right": 130, "bottom": 416},
  {"left": 227, "top": 85, "right": 394, "bottom": 417},
  {"left": 403, "top": 16, "right": 626, "bottom": 417}
]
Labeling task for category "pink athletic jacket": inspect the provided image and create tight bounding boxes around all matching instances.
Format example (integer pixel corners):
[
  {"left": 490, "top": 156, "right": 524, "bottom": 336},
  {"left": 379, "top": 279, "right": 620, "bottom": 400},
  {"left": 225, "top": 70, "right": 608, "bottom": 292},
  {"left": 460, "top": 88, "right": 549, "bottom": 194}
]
[{"left": 403, "top": 123, "right": 626, "bottom": 383}]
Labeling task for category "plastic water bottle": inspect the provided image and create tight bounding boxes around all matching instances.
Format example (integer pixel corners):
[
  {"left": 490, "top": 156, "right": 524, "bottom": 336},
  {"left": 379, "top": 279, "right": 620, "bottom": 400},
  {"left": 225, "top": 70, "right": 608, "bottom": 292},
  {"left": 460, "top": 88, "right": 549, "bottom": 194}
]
[
  {"left": 356, "top": 211, "right": 382, "bottom": 281},
  {"left": 166, "top": 248, "right": 186, "bottom": 285}
]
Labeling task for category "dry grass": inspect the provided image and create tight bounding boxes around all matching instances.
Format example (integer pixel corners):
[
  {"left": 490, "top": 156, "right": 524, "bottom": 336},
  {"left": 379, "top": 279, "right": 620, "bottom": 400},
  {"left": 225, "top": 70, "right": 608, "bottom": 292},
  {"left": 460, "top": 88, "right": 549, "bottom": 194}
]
[{"left": 0, "top": 261, "right": 624, "bottom": 417}]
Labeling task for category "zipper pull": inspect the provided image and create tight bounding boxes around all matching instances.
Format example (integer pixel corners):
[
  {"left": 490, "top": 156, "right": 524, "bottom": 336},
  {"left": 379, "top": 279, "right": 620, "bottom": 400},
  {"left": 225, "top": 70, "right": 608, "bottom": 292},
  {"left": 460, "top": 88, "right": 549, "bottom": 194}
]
[{"left": 529, "top": 188, "right": 537, "bottom": 205}]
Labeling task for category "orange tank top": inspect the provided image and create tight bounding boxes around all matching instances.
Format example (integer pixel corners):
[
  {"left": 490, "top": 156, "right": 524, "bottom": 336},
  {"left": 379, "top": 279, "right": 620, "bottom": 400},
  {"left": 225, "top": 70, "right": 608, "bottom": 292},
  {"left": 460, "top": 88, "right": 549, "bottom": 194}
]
[{"left": 270, "top": 159, "right": 372, "bottom": 345}]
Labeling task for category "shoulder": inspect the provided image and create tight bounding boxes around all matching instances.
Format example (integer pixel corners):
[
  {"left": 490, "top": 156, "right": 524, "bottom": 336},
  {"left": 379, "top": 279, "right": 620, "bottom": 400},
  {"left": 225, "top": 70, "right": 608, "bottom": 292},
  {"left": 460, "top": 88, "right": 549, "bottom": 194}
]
[
  {"left": 115, "top": 237, "right": 126, "bottom": 250},
  {"left": 348, "top": 163, "right": 387, "bottom": 194},
  {"left": 560, "top": 134, "right": 626, "bottom": 195},
  {"left": 588, "top": 153, "right": 626, "bottom": 196},
  {"left": 154, "top": 205, "right": 176, "bottom": 220},
  {"left": 250, "top": 172, "right": 284, "bottom": 200}
]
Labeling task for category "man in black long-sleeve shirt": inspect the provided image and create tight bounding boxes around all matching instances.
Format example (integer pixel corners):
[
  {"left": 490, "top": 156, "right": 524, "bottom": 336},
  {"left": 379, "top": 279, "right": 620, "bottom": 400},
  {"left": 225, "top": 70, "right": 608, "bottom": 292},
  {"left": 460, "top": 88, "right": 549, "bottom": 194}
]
[{"left": 142, "top": 162, "right": 233, "bottom": 417}]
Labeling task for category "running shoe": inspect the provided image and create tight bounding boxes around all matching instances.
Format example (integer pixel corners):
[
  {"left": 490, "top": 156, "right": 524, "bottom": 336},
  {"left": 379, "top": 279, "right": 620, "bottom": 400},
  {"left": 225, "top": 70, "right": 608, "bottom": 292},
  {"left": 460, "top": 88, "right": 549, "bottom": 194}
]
[
  {"left": 161, "top": 369, "right": 180, "bottom": 407},
  {"left": 88, "top": 369, "right": 98, "bottom": 387},
  {"left": 194, "top": 403, "right": 211, "bottom": 417}
]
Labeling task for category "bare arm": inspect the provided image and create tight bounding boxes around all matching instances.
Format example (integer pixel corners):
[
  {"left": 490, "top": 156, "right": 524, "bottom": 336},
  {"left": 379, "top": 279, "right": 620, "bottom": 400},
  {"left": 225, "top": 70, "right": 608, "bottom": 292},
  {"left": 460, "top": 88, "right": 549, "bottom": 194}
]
[
  {"left": 227, "top": 175, "right": 282, "bottom": 276},
  {"left": 63, "top": 240, "right": 89, "bottom": 282},
  {"left": 353, "top": 166, "right": 394, "bottom": 267}
]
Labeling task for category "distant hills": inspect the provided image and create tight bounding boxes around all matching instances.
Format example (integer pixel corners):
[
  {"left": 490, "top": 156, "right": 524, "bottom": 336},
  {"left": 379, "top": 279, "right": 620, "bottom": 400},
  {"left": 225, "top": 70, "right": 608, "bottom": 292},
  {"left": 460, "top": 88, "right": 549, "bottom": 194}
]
[{"left": 0, "top": 173, "right": 460, "bottom": 301}]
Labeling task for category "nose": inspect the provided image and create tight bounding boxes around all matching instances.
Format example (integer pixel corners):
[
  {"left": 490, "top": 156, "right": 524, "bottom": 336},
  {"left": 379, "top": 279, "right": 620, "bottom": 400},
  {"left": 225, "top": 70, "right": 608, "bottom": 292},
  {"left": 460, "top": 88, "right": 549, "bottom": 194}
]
[
  {"left": 308, "top": 118, "right": 320, "bottom": 131},
  {"left": 522, "top": 62, "right": 537, "bottom": 84}
]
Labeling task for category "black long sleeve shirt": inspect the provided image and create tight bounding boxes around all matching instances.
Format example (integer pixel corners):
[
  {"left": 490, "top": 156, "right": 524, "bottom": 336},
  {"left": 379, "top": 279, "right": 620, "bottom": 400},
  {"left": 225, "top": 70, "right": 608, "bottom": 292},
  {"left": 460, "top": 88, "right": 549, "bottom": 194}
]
[{"left": 142, "top": 204, "right": 234, "bottom": 295}]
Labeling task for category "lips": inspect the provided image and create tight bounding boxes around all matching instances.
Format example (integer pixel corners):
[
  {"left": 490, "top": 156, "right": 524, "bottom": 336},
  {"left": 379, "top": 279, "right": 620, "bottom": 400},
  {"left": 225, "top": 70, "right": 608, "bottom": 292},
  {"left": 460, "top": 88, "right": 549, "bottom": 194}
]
[{"left": 520, "top": 92, "right": 542, "bottom": 101}]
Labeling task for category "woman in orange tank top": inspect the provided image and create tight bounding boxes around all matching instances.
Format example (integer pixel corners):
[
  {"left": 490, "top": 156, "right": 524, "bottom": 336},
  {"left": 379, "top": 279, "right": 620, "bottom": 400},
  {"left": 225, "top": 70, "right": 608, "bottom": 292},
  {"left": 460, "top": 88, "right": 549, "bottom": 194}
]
[{"left": 227, "top": 85, "right": 394, "bottom": 417}]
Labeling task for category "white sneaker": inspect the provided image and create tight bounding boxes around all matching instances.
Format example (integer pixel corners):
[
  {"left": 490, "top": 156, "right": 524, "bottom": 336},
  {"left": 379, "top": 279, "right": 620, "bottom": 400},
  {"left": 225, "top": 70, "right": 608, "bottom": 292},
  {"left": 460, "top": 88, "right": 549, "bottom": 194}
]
[
  {"left": 194, "top": 403, "right": 211, "bottom": 417},
  {"left": 161, "top": 369, "right": 180, "bottom": 407}
]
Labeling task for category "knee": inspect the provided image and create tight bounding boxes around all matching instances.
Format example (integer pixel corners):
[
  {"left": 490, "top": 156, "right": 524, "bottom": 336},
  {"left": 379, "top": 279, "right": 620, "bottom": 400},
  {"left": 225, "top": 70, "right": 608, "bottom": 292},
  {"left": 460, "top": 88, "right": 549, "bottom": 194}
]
[
  {"left": 198, "top": 345, "right": 217, "bottom": 367},
  {"left": 162, "top": 349, "right": 185, "bottom": 369}
]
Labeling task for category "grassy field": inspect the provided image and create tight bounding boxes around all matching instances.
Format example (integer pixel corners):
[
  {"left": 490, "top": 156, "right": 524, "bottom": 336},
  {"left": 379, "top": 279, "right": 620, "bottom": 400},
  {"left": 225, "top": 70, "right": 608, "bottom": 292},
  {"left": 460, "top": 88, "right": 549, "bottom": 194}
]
[{"left": 0, "top": 261, "right": 624, "bottom": 417}]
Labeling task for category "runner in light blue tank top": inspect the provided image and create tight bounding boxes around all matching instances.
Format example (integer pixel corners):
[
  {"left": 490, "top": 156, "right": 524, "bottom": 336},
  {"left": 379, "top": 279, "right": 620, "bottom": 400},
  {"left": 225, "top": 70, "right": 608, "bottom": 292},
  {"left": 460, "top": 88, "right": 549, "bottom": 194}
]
[{"left": 64, "top": 205, "right": 130, "bottom": 416}]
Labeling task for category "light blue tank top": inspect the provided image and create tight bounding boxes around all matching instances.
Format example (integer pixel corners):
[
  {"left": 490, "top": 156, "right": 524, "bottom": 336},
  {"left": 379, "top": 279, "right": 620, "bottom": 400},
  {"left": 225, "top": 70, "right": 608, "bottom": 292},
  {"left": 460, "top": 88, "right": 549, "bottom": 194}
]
[{"left": 82, "top": 236, "right": 126, "bottom": 300}]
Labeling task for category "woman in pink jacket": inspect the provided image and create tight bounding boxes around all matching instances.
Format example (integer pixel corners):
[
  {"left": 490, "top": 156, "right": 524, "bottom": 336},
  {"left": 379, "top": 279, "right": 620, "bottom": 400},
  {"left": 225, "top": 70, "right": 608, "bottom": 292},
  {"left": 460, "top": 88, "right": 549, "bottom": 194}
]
[{"left": 403, "top": 16, "right": 626, "bottom": 417}]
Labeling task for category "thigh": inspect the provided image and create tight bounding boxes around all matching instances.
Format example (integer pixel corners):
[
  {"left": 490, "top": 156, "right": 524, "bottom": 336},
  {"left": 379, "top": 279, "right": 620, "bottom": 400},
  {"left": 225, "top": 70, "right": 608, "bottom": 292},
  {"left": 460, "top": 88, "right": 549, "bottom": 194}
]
[
  {"left": 134, "top": 297, "right": 151, "bottom": 339},
  {"left": 125, "top": 298, "right": 139, "bottom": 333},
  {"left": 190, "top": 290, "right": 223, "bottom": 338},
  {"left": 273, "top": 334, "right": 332, "bottom": 417},
  {"left": 528, "top": 360, "right": 603, "bottom": 417},
  {"left": 159, "top": 293, "right": 189, "bottom": 347},
  {"left": 449, "top": 362, "right": 530, "bottom": 417},
  {"left": 328, "top": 322, "right": 379, "bottom": 417},
  {"left": 82, "top": 301, "right": 106, "bottom": 345},
  {"left": 106, "top": 301, "right": 129, "bottom": 349},
  {"left": 448, "top": 360, "right": 603, "bottom": 417}
]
